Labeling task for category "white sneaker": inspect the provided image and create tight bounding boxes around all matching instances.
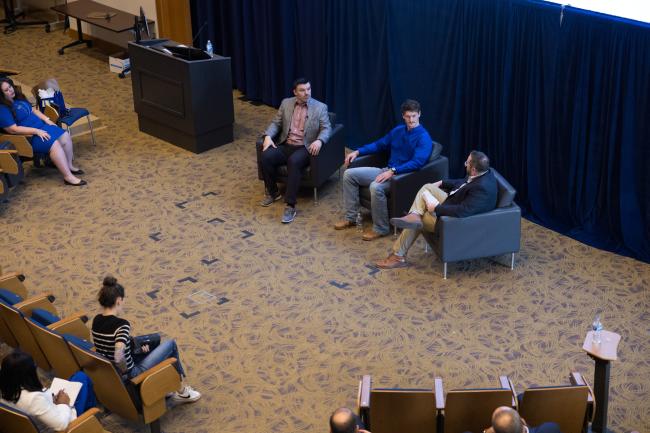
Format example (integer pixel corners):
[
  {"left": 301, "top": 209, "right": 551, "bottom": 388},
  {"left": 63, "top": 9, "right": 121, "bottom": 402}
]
[{"left": 169, "top": 385, "right": 201, "bottom": 403}]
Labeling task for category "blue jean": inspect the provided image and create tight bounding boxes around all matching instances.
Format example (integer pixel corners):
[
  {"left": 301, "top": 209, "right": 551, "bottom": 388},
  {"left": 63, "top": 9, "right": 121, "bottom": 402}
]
[
  {"left": 68, "top": 371, "right": 97, "bottom": 414},
  {"left": 343, "top": 166, "right": 391, "bottom": 234},
  {"left": 128, "top": 339, "right": 186, "bottom": 379}
]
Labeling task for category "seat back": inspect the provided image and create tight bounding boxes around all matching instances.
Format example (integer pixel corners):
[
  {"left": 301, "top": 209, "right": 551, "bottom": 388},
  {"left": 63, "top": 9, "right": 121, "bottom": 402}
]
[
  {"left": 369, "top": 389, "right": 437, "bottom": 433},
  {"left": 444, "top": 388, "right": 513, "bottom": 433},
  {"left": 519, "top": 386, "right": 589, "bottom": 433},
  {"left": 67, "top": 338, "right": 140, "bottom": 421},
  {"left": 25, "top": 318, "right": 81, "bottom": 379},
  {"left": 0, "top": 313, "right": 17, "bottom": 347},
  {"left": 491, "top": 168, "right": 516, "bottom": 208},
  {"left": 0, "top": 402, "right": 40, "bottom": 433},
  {"left": 0, "top": 301, "right": 51, "bottom": 370}
]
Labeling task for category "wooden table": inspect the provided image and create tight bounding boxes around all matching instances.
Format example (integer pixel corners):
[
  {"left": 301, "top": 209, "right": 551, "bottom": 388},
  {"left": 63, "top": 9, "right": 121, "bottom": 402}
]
[{"left": 51, "top": 0, "right": 151, "bottom": 54}]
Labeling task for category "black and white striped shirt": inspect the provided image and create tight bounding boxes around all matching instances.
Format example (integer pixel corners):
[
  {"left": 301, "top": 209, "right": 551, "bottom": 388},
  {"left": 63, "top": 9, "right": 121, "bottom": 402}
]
[{"left": 91, "top": 314, "right": 134, "bottom": 373}]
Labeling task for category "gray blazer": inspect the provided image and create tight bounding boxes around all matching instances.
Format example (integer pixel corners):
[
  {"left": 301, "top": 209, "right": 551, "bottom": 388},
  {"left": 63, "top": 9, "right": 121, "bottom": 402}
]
[{"left": 264, "top": 97, "right": 332, "bottom": 146}]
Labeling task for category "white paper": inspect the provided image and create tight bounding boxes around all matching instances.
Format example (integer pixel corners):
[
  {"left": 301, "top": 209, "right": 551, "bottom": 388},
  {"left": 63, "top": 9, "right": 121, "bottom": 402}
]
[{"left": 49, "top": 378, "right": 82, "bottom": 407}]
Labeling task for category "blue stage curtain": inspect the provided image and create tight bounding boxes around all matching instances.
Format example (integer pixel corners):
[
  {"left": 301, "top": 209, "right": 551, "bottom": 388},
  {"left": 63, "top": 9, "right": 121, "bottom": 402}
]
[{"left": 189, "top": 0, "right": 650, "bottom": 262}]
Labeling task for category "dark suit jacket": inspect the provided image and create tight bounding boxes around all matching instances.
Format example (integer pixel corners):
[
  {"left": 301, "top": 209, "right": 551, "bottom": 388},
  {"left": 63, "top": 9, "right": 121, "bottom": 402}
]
[{"left": 435, "top": 168, "right": 498, "bottom": 218}]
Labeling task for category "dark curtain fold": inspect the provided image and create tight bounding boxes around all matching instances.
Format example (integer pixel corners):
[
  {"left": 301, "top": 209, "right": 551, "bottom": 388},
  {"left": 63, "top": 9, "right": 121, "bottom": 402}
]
[{"left": 189, "top": 0, "right": 650, "bottom": 262}]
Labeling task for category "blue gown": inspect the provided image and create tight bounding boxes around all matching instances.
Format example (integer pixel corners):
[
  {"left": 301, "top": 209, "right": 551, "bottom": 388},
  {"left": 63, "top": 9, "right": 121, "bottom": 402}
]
[{"left": 0, "top": 99, "right": 65, "bottom": 153}]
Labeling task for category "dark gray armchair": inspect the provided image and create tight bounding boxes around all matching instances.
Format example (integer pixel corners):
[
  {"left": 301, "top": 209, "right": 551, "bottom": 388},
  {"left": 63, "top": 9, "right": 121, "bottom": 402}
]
[
  {"left": 256, "top": 112, "right": 345, "bottom": 203},
  {"left": 348, "top": 141, "right": 449, "bottom": 219},
  {"left": 428, "top": 168, "right": 521, "bottom": 278}
]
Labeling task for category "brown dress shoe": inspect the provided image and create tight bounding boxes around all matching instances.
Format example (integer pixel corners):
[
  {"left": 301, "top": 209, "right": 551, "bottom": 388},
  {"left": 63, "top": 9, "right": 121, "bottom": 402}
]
[
  {"left": 376, "top": 254, "right": 409, "bottom": 269},
  {"left": 390, "top": 213, "right": 423, "bottom": 230},
  {"left": 334, "top": 220, "right": 355, "bottom": 230},
  {"left": 362, "top": 229, "right": 388, "bottom": 241}
]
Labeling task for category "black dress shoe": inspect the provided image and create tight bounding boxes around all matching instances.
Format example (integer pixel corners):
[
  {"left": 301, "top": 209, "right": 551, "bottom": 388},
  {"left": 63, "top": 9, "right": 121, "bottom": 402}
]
[
  {"left": 64, "top": 179, "right": 87, "bottom": 186},
  {"left": 70, "top": 169, "right": 85, "bottom": 175}
]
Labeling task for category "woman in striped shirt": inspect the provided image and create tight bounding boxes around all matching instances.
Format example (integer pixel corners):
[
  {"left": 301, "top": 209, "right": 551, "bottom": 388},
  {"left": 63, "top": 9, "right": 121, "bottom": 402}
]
[{"left": 91, "top": 276, "right": 201, "bottom": 403}]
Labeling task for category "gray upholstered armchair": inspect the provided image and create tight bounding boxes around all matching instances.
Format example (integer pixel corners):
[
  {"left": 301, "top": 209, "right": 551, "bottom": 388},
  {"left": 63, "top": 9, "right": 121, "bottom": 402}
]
[
  {"left": 256, "top": 112, "right": 345, "bottom": 203},
  {"left": 429, "top": 168, "right": 521, "bottom": 278},
  {"left": 349, "top": 141, "right": 449, "bottom": 220}
]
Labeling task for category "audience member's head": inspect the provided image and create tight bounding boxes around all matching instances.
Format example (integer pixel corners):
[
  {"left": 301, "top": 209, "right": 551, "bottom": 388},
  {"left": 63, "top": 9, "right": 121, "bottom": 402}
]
[
  {"left": 97, "top": 275, "right": 125, "bottom": 309},
  {"left": 0, "top": 77, "right": 27, "bottom": 115},
  {"left": 468, "top": 150, "right": 490, "bottom": 174},
  {"left": 491, "top": 406, "right": 524, "bottom": 433},
  {"left": 0, "top": 349, "right": 43, "bottom": 403},
  {"left": 330, "top": 407, "right": 358, "bottom": 433}
]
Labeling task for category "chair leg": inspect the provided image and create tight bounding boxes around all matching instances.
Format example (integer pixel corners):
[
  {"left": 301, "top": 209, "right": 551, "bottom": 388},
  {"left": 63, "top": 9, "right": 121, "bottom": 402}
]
[
  {"left": 313, "top": 187, "right": 318, "bottom": 206},
  {"left": 510, "top": 252, "right": 515, "bottom": 270},
  {"left": 394, "top": 226, "right": 397, "bottom": 236},
  {"left": 86, "top": 115, "right": 96, "bottom": 145},
  {"left": 442, "top": 262, "right": 448, "bottom": 279}
]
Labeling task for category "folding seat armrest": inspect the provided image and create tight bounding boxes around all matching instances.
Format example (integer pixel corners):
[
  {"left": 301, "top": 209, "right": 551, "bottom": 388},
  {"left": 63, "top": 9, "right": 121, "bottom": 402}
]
[
  {"left": 0, "top": 134, "right": 33, "bottom": 158},
  {"left": 15, "top": 293, "right": 57, "bottom": 316},
  {"left": 0, "top": 151, "right": 19, "bottom": 175},
  {"left": 499, "top": 375, "right": 517, "bottom": 409},
  {"left": 570, "top": 371, "right": 595, "bottom": 421},
  {"left": 434, "top": 377, "right": 445, "bottom": 410},
  {"left": 49, "top": 313, "right": 90, "bottom": 340},
  {"left": 133, "top": 358, "right": 181, "bottom": 409},
  {"left": 0, "top": 271, "right": 28, "bottom": 299},
  {"left": 61, "top": 407, "right": 106, "bottom": 433}
]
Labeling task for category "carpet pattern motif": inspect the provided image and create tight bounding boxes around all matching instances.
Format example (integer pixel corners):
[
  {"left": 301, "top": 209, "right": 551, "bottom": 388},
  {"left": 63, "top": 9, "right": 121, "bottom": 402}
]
[{"left": 0, "top": 28, "right": 649, "bottom": 433}]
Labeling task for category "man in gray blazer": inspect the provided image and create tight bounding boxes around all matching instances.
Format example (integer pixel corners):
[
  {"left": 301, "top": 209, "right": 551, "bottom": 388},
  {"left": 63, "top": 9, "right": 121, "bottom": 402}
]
[{"left": 260, "top": 77, "right": 332, "bottom": 223}]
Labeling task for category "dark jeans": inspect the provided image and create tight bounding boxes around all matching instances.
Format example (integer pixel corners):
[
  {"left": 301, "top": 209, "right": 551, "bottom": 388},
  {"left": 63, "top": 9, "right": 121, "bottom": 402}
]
[{"left": 260, "top": 143, "right": 310, "bottom": 206}]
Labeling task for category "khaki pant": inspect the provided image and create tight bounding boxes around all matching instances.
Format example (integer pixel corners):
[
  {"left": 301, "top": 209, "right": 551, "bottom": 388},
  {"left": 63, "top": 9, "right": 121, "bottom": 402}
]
[{"left": 393, "top": 183, "right": 448, "bottom": 256}]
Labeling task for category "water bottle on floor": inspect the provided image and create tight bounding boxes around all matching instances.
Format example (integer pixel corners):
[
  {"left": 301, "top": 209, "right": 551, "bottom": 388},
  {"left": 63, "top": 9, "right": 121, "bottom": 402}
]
[
  {"left": 206, "top": 40, "right": 213, "bottom": 56},
  {"left": 356, "top": 211, "right": 363, "bottom": 232},
  {"left": 592, "top": 313, "right": 603, "bottom": 344}
]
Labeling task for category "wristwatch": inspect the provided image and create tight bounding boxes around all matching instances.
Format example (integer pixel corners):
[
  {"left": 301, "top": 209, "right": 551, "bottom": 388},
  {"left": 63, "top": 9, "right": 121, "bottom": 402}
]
[{"left": 390, "top": 167, "right": 397, "bottom": 174}]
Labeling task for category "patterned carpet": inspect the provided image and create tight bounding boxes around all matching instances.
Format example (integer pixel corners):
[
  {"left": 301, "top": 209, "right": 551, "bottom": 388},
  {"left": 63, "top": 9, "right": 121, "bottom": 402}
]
[{"left": 1, "top": 28, "right": 649, "bottom": 433}]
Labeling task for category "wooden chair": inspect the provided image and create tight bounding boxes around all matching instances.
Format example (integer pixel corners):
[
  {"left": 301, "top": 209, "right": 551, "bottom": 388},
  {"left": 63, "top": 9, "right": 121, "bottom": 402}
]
[
  {"left": 358, "top": 375, "right": 515, "bottom": 433},
  {"left": 0, "top": 148, "right": 22, "bottom": 198},
  {"left": 67, "top": 339, "right": 181, "bottom": 433},
  {"left": 25, "top": 314, "right": 91, "bottom": 379},
  {"left": 0, "top": 268, "right": 28, "bottom": 299},
  {"left": 0, "top": 402, "right": 109, "bottom": 433},
  {"left": 0, "top": 293, "right": 62, "bottom": 369},
  {"left": 440, "top": 376, "right": 516, "bottom": 433},
  {"left": 512, "top": 372, "right": 593, "bottom": 433},
  {"left": 358, "top": 375, "right": 440, "bottom": 433}
]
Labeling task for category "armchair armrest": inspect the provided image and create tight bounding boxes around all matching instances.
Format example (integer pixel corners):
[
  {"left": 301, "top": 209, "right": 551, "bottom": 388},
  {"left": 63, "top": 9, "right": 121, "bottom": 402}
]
[
  {"left": 389, "top": 156, "right": 449, "bottom": 217},
  {"left": 49, "top": 313, "right": 90, "bottom": 340},
  {"left": 0, "top": 150, "right": 19, "bottom": 175},
  {"left": 434, "top": 377, "right": 445, "bottom": 410},
  {"left": 131, "top": 357, "right": 179, "bottom": 386},
  {"left": 348, "top": 152, "right": 387, "bottom": 169},
  {"left": 499, "top": 375, "right": 517, "bottom": 409},
  {"left": 15, "top": 293, "right": 57, "bottom": 316},
  {"left": 0, "top": 271, "right": 28, "bottom": 299},
  {"left": 309, "top": 124, "right": 345, "bottom": 187},
  {"left": 61, "top": 407, "right": 106, "bottom": 433},
  {"left": 436, "top": 206, "right": 521, "bottom": 262},
  {"left": 0, "top": 134, "right": 33, "bottom": 158}
]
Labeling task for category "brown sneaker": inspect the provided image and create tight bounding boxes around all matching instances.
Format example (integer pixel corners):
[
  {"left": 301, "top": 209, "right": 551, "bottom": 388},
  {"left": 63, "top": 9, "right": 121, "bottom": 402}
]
[
  {"left": 390, "top": 213, "right": 423, "bottom": 230},
  {"left": 376, "top": 254, "right": 409, "bottom": 269},
  {"left": 362, "top": 229, "right": 388, "bottom": 241},
  {"left": 334, "top": 220, "right": 355, "bottom": 230}
]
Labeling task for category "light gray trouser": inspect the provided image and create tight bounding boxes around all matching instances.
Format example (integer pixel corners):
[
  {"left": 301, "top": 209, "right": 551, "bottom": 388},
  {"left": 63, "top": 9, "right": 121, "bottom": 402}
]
[{"left": 343, "top": 166, "right": 391, "bottom": 235}]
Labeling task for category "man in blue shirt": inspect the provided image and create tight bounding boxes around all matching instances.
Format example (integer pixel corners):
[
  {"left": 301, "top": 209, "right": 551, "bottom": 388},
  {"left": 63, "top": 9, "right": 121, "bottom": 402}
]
[{"left": 334, "top": 99, "right": 433, "bottom": 240}]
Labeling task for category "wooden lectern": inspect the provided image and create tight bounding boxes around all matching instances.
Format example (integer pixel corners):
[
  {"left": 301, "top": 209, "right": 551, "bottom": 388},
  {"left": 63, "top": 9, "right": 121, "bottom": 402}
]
[{"left": 582, "top": 330, "right": 621, "bottom": 433}]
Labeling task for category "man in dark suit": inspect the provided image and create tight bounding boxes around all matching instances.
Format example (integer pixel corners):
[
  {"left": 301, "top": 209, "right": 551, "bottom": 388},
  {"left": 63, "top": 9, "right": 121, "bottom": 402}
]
[
  {"left": 259, "top": 77, "right": 332, "bottom": 224},
  {"left": 376, "top": 150, "right": 497, "bottom": 268},
  {"left": 481, "top": 406, "right": 561, "bottom": 433}
]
